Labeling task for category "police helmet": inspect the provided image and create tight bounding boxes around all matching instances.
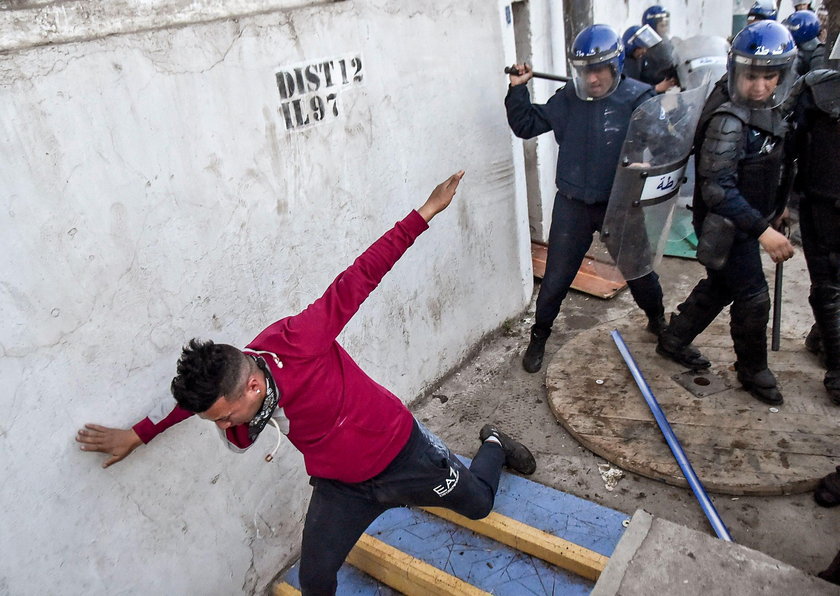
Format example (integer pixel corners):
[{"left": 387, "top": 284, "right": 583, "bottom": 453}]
[
  {"left": 642, "top": 5, "right": 670, "bottom": 36},
  {"left": 569, "top": 24, "right": 625, "bottom": 101},
  {"left": 782, "top": 10, "right": 821, "bottom": 48},
  {"left": 728, "top": 21, "right": 797, "bottom": 109},
  {"left": 623, "top": 26, "right": 643, "bottom": 55},
  {"left": 747, "top": 0, "right": 778, "bottom": 21}
]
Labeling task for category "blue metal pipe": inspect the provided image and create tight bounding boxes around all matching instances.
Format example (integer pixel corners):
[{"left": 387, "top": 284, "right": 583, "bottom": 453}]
[{"left": 610, "top": 329, "right": 734, "bottom": 542}]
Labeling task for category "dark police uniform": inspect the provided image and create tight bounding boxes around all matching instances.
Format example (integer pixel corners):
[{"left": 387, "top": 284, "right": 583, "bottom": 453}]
[
  {"left": 658, "top": 93, "right": 790, "bottom": 403},
  {"left": 789, "top": 69, "right": 840, "bottom": 404},
  {"left": 505, "top": 76, "right": 665, "bottom": 338}
]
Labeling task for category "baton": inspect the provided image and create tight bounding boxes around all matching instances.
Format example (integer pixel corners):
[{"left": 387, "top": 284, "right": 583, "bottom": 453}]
[
  {"left": 504, "top": 65, "right": 571, "bottom": 83},
  {"left": 771, "top": 260, "right": 783, "bottom": 351},
  {"left": 771, "top": 222, "right": 788, "bottom": 352}
]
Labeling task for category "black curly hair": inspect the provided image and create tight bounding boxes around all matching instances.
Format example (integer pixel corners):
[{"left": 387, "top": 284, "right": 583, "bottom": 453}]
[{"left": 170, "top": 339, "right": 251, "bottom": 413}]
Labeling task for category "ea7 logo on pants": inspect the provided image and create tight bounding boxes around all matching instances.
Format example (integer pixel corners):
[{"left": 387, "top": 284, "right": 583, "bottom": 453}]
[{"left": 433, "top": 466, "right": 460, "bottom": 497}]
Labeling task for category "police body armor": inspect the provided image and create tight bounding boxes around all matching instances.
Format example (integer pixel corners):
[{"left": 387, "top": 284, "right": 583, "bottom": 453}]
[
  {"left": 798, "top": 69, "right": 840, "bottom": 251},
  {"left": 800, "top": 70, "right": 840, "bottom": 204},
  {"left": 692, "top": 101, "right": 788, "bottom": 230}
]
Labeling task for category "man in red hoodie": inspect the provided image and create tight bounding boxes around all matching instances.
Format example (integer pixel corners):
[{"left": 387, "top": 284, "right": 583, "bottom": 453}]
[{"left": 76, "top": 171, "right": 536, "bottom": 595}]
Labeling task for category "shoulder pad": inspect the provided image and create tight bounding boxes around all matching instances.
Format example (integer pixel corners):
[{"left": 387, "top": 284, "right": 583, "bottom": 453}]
[
  {"left": 715, "top": 101, "right": 784, "bottom": 136},
  {"left": 803, "top": 69, "right": 840, "bottom": 118},
  {"left": 705, "top": 111, "right": 744, "bottom": 139},
  {"left": 712, "top": 101, "right": 750, "bottom": 124},
  {"left": 697, "top": 113, "right": 742, "bottom": 194}
]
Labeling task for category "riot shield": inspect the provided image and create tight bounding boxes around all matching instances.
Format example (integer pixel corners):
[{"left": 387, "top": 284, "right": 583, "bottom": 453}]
[
  {"left": 673, "top": 35, "right": 729, "bottom": 94},
  {"left": 600, "top": 84, "right": 708, "bottom": 280}
]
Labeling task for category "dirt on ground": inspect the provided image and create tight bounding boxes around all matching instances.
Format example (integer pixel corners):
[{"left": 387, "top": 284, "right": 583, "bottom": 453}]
[{"left": 410, "top": 248, "right": 839, "bottom": 579}]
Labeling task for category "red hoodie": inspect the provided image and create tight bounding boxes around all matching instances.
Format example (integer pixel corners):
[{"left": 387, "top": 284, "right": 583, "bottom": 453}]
[{"left": 132, "top": 211, "right": 427, "bottom": 482}]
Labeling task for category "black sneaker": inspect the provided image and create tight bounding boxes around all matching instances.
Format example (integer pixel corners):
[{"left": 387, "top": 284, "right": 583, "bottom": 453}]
[{"left": 479, "top": 424, "right": 536, "bottom": 475}]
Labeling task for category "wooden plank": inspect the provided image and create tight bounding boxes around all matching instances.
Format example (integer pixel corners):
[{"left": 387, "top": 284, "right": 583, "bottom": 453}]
[
  {"left": 345, "top": 533, "right": 489, "bottom": 596},
  {"left": 422, "top": 508, "right": 608, "bottom": 582},
  {"left": 531, "top": 241, "right": 626, "bottom": 298},
  {"left": 271, "top": 581, "right": 301, "bottom": 596}
]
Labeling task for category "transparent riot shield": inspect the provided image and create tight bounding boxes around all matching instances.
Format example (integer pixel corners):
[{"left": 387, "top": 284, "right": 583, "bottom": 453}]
[
  {"left": 600, "top": 84, "right": 708, "bottom": 281},
  {"left": 673, "top": 35, "right": 729, "bottom": 95}
]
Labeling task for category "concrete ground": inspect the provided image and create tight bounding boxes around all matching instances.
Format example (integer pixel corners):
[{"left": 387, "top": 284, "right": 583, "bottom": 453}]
[{"left": 411, "top": 246, "right": 839, "bottom": 581}]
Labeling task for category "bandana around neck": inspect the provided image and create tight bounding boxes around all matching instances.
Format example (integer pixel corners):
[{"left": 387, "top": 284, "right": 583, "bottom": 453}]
[{"left": 248, "top": 355, "right": 280, "bottom": 442}]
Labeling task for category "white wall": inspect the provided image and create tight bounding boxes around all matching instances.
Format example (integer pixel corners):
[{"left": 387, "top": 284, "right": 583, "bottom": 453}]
[
  {"left": 0, "top": 1, "right": 531, "bottom": 593},
  {"left": 602, "top": 0, "right": 733, "bottom": 40}
]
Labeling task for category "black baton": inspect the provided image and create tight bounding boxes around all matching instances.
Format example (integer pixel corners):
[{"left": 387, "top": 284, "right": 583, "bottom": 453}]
[
  {"left": 772, "top": 260, "right": 783, "bottom": 352},
  {"left": 771, "top": 221, "right": 790, "bottom": 352},
  {"left": 504, "top": 66, "right": 571, "bottom": 83}
]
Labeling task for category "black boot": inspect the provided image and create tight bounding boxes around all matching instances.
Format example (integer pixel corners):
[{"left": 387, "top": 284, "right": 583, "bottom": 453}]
[
  {"left": 656, "top": 280, "right": 727, "bottom": 369},
  {"left": 810, "top": 284, "right": 840, "bottom": 405},
  {"left": 731, "top": 293, "right": 783, "bottom": 405},
  {"left": 645, "top": 304, "right": 668, "bottom": 337},
  {"left": 805, "top": 323, "right": 823, "bottom": 356},
  {"left": 522, "top": 326, "right": 551, "bottom": 373},
  {"left": 818, "top": 548, "right": 840, "bottom": 586}
]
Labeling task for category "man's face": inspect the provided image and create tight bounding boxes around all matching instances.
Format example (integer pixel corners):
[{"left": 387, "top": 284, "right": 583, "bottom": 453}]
[
  {"left": 737, "top": 69, "right": 780, "bottom": 103},
  {"left": 654, "top": 18, "right": 669, "bottom": 37},
  {"left": 199, "top": 390, "right": 262, "bottom": 429},
  {"left": 584, "top": 64, "right": 615, "bottom": 98}
]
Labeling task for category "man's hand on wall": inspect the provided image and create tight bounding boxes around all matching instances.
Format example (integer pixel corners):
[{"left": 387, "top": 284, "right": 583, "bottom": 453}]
[
  {"left": 76, "top": 424, "right": 143, "bottom": 468},
  {"left": 418, "top": 171, "right": 465, "bottom": 222}
]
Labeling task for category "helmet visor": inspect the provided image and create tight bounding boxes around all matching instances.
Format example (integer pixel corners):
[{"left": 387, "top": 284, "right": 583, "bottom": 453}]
[
  {"left": 727, "top": 57, "right": 795, "bottom": 109},
  {"left": 630, "top": 24, "right": 663, "bottom": 49},
  {"left": 570, "top": 49, "right": 622, "bottom": 101}
]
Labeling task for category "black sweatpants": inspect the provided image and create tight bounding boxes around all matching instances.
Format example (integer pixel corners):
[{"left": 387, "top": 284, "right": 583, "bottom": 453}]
[{"left": 297, "top": 419, "right": 506, "bottom": 595}]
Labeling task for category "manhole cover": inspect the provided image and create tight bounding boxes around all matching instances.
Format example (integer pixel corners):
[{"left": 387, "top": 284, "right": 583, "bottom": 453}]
[{"left": 672, "top": 370, "right": 729, "bottom": 398}]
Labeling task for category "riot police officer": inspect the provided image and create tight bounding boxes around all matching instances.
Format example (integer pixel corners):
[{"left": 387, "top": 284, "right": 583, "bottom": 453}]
[
  {"left": 623, "top": 25, "right": 679, "bottom": 92},
  {"left": 640, "top": 5, "right": 679, "bottom": 89},
  {"left": 746, "top": 0, "right": 778, "bottom": 24},
  {"left": 786, "top": 66, "right": 840, "bottom": 405},
  {"left": 506, "top": 24, "right": 666, "bottom": 373},
  {"left": 783, "top": 10, "right": 826, "bottom": 75},
  {"left": 657, "top": 21, "right": 797, "bottom": 405}
]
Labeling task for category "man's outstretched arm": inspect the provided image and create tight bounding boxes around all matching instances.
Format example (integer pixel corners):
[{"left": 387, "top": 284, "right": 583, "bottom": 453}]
[{"left": 258, "top": 171, "right": 465, "bottom": 356}]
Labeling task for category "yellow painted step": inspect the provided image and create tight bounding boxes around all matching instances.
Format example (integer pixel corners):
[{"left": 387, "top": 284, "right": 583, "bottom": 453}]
[
  {"left": 346, "top": 533, "right": 490, "bottom": 596},
  {"left": 424, "top": 507, "right": 608, "bottom": 581},
  {"left": 272, "top": 581, "right": 300, "bottom": 596}
]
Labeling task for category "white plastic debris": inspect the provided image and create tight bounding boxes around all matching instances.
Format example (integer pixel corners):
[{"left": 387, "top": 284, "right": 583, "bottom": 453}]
[{"left": 598, "top": 463, "right": 625, "bottom": 491}]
